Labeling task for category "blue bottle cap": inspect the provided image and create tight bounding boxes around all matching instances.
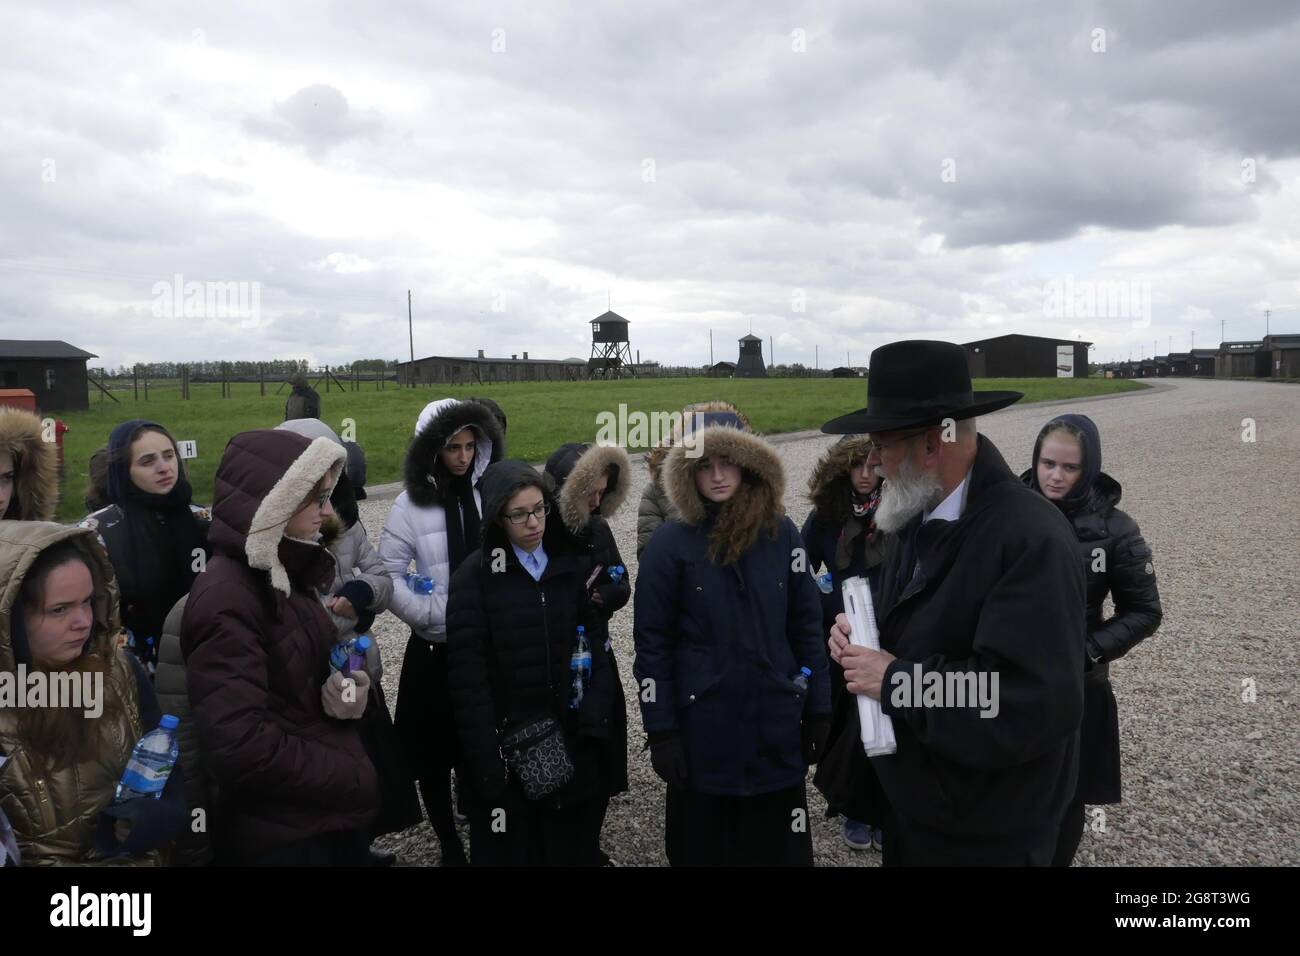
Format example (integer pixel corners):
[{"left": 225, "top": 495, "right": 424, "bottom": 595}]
[
  {"left": 577, "top": 625, "right": 585, "bottom": 634},
  {"left": 355, "top": 636, "right": 372, "bottom": 653},
  {"left": 159, "top": 714, "right": 180, "bottom": 730},
  {"left": 800, "top": 666, "right": 812, "bottom": 678}
]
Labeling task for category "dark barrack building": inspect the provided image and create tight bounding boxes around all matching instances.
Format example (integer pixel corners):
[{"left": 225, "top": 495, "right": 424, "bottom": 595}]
[
  {"left": 1262, "top": 333, "right": 1300, "bottom": 377},
  {"left": 1216, "top": 341, "right": 1269, "bottom": 378},
  {"left": 0, "top": 339, "right": 97, "bottom": 411},
  {"left": 962, "top": 333, "right": 1091, "bottom": 378},
  {"left": 1189, "top": 348, "right": 1218, "bottom": 376},
  {"left": 397, "top": 350, "right": 587, "bottom": 385},
  {"left": 1167, "top": 352, "right": 1192, "bottom": 376}
]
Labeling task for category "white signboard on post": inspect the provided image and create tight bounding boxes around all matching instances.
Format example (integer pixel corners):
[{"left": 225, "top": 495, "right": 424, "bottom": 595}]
[
  {"left": 1056, "top": 345, "right": 1074, "bottom": 378},
  {"left": 177, "top": 440, "right": 198, "bottom": 460}
]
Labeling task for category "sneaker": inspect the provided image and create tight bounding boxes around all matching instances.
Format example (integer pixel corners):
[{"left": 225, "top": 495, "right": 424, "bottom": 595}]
[
  {"left": 841, "top": 818, "right": 873, "bottom": 850},
  {"left": 871, "top": 826, "right": 883, "bottom": 852}
]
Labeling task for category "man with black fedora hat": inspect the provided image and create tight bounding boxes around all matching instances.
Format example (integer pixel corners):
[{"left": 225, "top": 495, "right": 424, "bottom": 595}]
[{"left": 823, "top": 339, "right": 1085, "bottom": 865}]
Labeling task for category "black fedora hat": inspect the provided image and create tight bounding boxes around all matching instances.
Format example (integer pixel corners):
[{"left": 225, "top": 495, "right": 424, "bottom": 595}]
[{"left": 821, "top": 340, "right": 1023, "bottom": 434}]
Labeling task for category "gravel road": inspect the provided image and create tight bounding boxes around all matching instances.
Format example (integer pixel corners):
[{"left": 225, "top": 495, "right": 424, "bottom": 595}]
[{"left": 365, "top": 377, "right": 1299, "bottom": 866}]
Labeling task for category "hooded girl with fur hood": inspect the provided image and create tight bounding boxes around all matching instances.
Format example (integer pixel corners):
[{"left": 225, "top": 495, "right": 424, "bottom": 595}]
[
  {"left": 378, "top": 398, "right": 505, "bottom": 866},
  {"left": 0, "top": 407, "right": 60, "bottom": 522},
  {"left": 543, "top": 442, "right": 633, "bottom": 858},
  {"left": 634, "top": 426, "right": 830, "bottom": 866},
  {"left": 277, "top": 419, "right": 420, "bottom": 855},
  {"left": 181, "top": 428, "right": 377, "bottom": 865},
  {"left": 1, "top": 522, "right": 188, "bottom": 865},
  {"left": 636, "top": 401, "right": 751, "bottom": 558},
  {"left": 803, "top": 435, "right": 888, "bottom": 852}
]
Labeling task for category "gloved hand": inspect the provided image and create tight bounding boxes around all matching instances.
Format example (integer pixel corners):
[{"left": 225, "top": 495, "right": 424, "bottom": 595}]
[
  {"left": 321, "top": 669, "right": 370, "bottom": 720},
  {"left": 801, "top": 713, "right": 831, "bottom": 765},
  {"left": 647, "top": 731, "right": 689, "bottom": 790}
]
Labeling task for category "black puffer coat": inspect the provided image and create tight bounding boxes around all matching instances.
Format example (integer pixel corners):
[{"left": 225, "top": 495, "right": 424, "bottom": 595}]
[
  {"left": 446, "top": 461, "right": 619, "bottom": 811},
  {"left": 1023, "top": 414, "right": 1162, "bottom": 804},
  {"left": 543, "top": 442, "right": 633, "bottom": 796}
]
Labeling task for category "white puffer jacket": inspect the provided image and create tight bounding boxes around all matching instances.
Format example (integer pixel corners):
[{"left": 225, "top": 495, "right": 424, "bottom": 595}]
[{"left": 378, "top": 398, "right": 504, "bottom": 643}]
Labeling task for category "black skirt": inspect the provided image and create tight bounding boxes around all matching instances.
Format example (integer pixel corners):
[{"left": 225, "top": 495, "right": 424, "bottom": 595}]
[
  {"left": 393, "top": 633, "right": 459, "bottom": 780},
  {"left": 665, "top": 782, "right": 814, "bottom": 867},
  {"left": 1076, "top": 671, "right": 1122, "bottom": 805},
  {"left": 357, "top": 683, "right": 423, "bottom": 838}
]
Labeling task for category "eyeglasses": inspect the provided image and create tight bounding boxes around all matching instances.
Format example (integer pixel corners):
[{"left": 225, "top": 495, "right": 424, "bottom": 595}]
[
  {"left": 504, "top": 502, "right": 550, "bottom": 525},
  {"left": 866, "top": 428, "right": 933, "bottom": 456}
]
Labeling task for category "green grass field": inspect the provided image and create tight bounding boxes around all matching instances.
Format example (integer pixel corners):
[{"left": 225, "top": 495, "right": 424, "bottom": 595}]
[{"left": 55, "top": 376, "right": 1145, "bottom": 521}]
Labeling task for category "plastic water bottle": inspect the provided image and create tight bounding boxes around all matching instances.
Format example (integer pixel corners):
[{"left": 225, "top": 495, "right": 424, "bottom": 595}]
[
  {"left": 816, "top": 572, "right": 833, "bottom": 594},
  {"left": 347, "top": 635, "right": 372, "bottom": 675},
  {"left": 405, "top": 572, "right": 434, "bottom": 594},
  {"left": 608, "top": 565, "right": 626, "bottom": 585},
  {"left": 792, "top": 666, "right": 813, "bottom": 693},
  {"left": 114, "top": 716, "right": 180, "bottom": 802},
  {"left": 329, "top": 638, "right": 353, "bottom": 674},
  {"left": 568, "top": 626, "right": 592, "bottom": 710}
]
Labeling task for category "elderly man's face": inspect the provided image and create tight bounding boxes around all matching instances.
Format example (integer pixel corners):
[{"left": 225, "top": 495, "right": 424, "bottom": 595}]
[{"left": 868, "top": 427, "right": 944, "bottom": 533}]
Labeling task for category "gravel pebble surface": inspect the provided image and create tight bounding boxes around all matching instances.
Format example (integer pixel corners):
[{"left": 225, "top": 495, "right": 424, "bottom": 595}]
[{"left": 364, "top": 378, "right": 1299, "bottom": 866}]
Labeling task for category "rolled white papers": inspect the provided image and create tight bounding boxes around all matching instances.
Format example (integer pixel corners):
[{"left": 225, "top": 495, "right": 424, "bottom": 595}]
[{"left": 841, "top": 576, "right": 898, "bottom": 757}]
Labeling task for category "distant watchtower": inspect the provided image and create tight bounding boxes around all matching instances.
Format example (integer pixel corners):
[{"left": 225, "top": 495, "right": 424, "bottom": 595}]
[
  {"left": 736, "top": 333, "right": 767, "bottom": 378},
  {"left": 588, "top": 311, "right": 635, "bottom": 379}
]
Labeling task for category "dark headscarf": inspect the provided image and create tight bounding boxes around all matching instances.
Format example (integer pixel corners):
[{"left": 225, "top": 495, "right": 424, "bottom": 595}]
[
  {"left": 1029, "top": 413, "right": 1102, "bottom": 504},
  {"left": 103, "top": 419, "right": 207, "bottom": 649}
]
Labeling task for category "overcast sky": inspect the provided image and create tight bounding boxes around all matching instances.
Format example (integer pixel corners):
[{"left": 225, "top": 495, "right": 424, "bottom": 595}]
[{"left": 2, "top": 0, "right": 1298, "bottom": 370}]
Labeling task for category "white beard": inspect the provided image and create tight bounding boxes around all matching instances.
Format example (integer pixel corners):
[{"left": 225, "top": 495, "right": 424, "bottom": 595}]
[{"left": 874, "top": 456, "right": 944, "bottom": 534}]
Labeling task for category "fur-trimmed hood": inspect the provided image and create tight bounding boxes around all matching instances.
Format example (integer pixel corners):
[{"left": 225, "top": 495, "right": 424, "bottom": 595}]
[
  {"left": 663, "top": 426, "right": 785, "bottom": 527},
  {"left": 644, "top": 400, "right": 752, "bottom": 483},
  {"left": 0, "top": 407, "right": 59, "bottom": 521},
  {"left": 807, "top": 435, "right": 876, "bottom": 526},
  {"left": 544, "top": 442, "right": 632, "bottom": 535},
  {"left": 207, "top": 429, "right": 345, "bottom": 597},
  {"left": 404, "top": 398, "right": 505, "bottom": 508}
]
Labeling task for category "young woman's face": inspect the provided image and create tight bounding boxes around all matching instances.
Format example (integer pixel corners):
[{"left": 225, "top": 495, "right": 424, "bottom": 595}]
[
  {"left": 586, "top": 472, "right": 609, "bottom": 514},
  {"left": 129, "top": 431, "right": 179, "bottom": 495},
  {"left": 500, "top": 485, "right": 546, "bottom": 552},
  {"left": 695, "top": 456, "right": 742, "bottom": 503},
  {"left": 849, "top": 458, "right": 879, "bottom": 496},
  {"left": 285, "top": 483, "right": 334, "bottom": 539},
  {"left": 0, "top": 450, "right": 14, "bottom": 516},
  {"left": 440, "top": 428, "right": 476, "bottom": 477},
  {"left": 26, "top": 560, "right": 96, "bottom": 667},
  {"left": 1037, "top": 432, "right": 1084, "bottom": 500}
]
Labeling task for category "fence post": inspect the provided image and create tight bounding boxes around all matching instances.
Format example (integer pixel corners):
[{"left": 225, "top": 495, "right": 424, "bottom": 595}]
[{"left": 260, "top": 364, "right": 266, "bottom": 396}]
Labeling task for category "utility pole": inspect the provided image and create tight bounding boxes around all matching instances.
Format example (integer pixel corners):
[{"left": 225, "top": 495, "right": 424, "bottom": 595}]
[
  {"left": 1191, "top": 330, "right": 1195, "bottom": 350},
  {"left": 770, "top": 335, "right": 774, "bottom": 368},
  {"left": 1220, "top": 318, "right": 1226, "bottom": 345},
  {"left": 709, "top": 329, "right": 713, "bottom": 365},
  {"left": 1265, "top": 308, "right": 1271, "bottom": 336},
  {"left": 407, "top": 290, "right": 415, "bottom": 388},
  {"left": 815, "top": 344, "right": 818, "bottom": 370}
]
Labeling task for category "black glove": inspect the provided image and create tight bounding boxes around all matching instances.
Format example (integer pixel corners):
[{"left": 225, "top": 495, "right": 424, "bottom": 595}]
[
  {"left": 801, "top": 713, "right": 832, "bottom": 766},
  {"left": 647, "top": 731, "right": 689, "bottom": 790}
]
